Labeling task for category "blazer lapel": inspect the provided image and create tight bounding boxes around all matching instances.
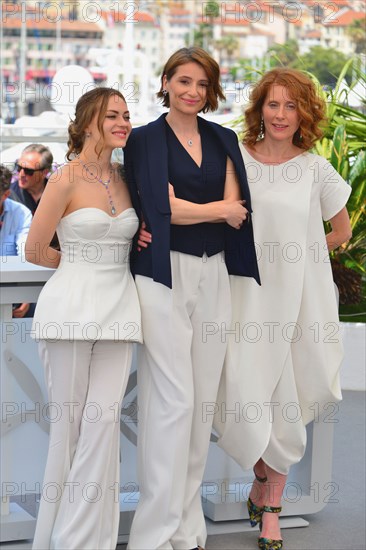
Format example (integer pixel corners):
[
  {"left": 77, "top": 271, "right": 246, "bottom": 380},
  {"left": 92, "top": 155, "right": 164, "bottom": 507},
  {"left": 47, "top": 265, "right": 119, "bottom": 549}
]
[
  {"left": 199, "top": 117, "right": 252, "bottom": 212},
  {"left": 145, "top": 115, "right": 171, "bottom": 214}
]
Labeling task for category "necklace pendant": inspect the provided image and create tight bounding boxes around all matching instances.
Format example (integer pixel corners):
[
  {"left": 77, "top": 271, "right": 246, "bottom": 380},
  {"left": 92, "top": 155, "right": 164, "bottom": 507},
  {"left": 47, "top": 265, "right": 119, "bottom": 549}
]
[
  {"left": 187, "top": 139, "right": 193, "bottom": 147},
  {"left": 111, "top": 206, "right": 116, "bottom": 215}
]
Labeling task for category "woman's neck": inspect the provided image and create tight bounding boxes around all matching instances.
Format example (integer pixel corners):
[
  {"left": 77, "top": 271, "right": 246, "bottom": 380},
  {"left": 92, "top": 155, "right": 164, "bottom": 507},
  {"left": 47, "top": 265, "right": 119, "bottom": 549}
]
[
  {"left": 251, "top": 137, "right": 302, "bottom": 163},
  {"left": 165, "top": 111, "right": 199, "bottom": 135},
  {"left": 78, "top": 148, "right": 113, "bottom": 172}
]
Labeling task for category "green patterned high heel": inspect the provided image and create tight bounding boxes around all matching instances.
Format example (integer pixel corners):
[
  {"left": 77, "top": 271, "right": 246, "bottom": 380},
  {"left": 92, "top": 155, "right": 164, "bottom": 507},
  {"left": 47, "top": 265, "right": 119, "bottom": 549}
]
[
  {"left": 247, "top": 472, "right": 267, "bottom": 527},
  {"left": 258, "top": 505, "right": 283, "bottom": 550}
]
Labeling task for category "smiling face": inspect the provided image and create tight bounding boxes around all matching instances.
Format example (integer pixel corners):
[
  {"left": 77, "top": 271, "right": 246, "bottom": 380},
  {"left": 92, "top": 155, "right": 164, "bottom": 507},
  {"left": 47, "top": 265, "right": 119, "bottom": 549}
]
[
  {"left": 163, "top": 62, "right": 208, "bottom": 116},
  {"left": 86, "top": 94, "right": 132, "bottom": 152},
  {"left": 262, "top": 85, "right": 300, "bottom": 143}
]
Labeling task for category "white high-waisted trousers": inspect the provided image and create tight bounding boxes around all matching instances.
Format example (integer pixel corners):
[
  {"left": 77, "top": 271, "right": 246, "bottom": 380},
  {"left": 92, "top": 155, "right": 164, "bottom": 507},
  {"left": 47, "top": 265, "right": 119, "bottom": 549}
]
[
  {"left": 128, "top": 251, "right": 231, "bottom": 550},
  {"left": 32, "top": 340, "right": 132, "bottom": 550}
]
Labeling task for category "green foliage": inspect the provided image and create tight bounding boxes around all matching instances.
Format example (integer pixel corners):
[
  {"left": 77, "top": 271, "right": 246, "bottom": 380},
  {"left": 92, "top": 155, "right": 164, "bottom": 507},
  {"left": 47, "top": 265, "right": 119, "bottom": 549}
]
[
  {"left": 215, "top": 35, "right": 239, "bottom": 61},
  {"left": 204, "top": 1, "right": 220, "bottom": 18},
  {"left": 346, "top": 19, "right": 366, "bottom": 55},
  {"left": 268, "top": 39, "right": 300, "bottom": 67},
  {"left": 190, "top": 24, "right": 212, "bottom": 49},
  {"left": 190, "top": 1, "right": 220, "bottom": 50},
  {"left": 267, "top": 41, "right": 353, "bottom": 87},
  {"left": 308, "top": 66, "right": 365, "bottom": 276},
  {"left": 339, "top": 300, "right": 366, "bottom": 323},
  {"left": 312, "top": 58, "right": 366, "bottom": 276},
  {"left": 229, "top": 58, "right": 268, "bottom": 81},
  {"left": 330, "top": 125, "right": 349, "bottom": 180},
  {"left": 330, "top": 146, "right": 366, "bottom": 276},
  {"left": 292, "top": 46, "right": 352, "bottom": 87}
]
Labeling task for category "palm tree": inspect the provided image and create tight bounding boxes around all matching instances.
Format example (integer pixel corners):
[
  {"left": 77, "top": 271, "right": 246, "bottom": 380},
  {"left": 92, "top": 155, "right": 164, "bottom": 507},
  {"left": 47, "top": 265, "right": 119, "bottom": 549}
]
[
  {"left": 215, "top": 35, "right": 239, "bottom": 67},
  {"left": 346, "top": 19, "right": 366, "bottom": 54},
  {"left": 191, "top": 1, "right": 219, "bottom": 52}
]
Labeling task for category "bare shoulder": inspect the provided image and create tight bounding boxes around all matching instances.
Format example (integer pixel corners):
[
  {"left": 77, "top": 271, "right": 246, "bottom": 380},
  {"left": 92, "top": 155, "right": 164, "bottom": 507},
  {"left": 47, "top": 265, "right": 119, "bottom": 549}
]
[{"left": 46, "top": 162, "right": 79, "bottom": 191}]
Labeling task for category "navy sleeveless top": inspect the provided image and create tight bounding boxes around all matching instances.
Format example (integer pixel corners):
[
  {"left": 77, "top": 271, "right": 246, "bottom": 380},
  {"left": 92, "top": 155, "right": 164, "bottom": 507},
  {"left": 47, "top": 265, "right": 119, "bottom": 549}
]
[{"left": 166, "top": 118, "right": 227, "bottom": 257}]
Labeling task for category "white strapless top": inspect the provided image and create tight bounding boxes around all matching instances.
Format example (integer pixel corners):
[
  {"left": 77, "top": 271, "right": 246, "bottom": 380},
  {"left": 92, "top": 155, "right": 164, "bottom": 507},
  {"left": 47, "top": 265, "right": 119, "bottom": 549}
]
[{"left": 32, "top": 208, "right": 142, "bottom": 342}]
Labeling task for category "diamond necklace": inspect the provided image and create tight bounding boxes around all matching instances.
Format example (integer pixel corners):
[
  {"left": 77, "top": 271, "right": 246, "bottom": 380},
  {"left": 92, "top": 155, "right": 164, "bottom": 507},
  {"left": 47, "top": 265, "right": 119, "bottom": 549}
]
[
  {"left": 183, "top": 130, "right": 198, "bottom": 147},
  {"left": 176, "top": 135, "right": 195, "bottom": 146},
  {"left": 79, "top": 158, "right": 116, "bottom": 215},
  {"left": 166, "top": 119, "right": 198, "bottom": 147}
]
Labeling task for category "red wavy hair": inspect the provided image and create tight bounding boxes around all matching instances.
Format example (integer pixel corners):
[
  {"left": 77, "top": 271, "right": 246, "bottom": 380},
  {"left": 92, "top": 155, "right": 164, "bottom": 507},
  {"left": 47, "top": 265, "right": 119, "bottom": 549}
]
[{"left": 244, "top": 68, "right": 326, "bottom": 150}]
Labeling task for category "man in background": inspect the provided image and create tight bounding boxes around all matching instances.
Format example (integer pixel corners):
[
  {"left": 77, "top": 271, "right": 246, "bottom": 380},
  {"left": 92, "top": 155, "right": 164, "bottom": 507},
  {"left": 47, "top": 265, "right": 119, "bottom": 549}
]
[
  {"left": 11, "top": 143, "right": 53, "bottom": 214},
  {"left": 0, "top": 164, "right": 33, "bottom": 317}
]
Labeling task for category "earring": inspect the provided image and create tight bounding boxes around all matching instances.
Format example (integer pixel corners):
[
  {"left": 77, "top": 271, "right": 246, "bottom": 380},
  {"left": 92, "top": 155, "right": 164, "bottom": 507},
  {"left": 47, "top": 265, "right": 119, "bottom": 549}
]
[
  {"left": 85, "top": 132, "right": 91, "bottom": 138},
  {"left": 257, "top": 118, "right": 264, "bottom": 141},
  {"left": 295, "top": 128, "right": 302, "bottom": 141},
  {"left": 162, "top": 89, "right": 168, "bottom": 97}
]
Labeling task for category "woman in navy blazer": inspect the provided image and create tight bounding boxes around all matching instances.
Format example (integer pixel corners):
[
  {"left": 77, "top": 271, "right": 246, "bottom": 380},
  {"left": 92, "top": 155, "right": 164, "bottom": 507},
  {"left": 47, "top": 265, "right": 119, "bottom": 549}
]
[
  {"left": 125, "top": 107, "right": 260, "bottom": 288},
  {"left": 124, "top": 47, "right": 259, "bottom": 550}
]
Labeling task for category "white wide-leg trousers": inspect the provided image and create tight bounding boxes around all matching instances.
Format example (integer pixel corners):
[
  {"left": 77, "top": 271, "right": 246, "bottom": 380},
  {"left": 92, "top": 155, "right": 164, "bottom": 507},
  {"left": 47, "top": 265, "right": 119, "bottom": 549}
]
[
  {"left": 32, "top": 340, "right": 132, "bottom": 550},
  {"left": 128, "top": 252, "right": 231, "bottom": 550}
]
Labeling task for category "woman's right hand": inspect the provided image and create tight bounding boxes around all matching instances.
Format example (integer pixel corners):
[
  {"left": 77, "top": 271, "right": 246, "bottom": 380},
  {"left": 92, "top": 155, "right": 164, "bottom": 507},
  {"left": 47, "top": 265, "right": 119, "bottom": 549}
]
[
  {"left": 137, "top": 221, "right": 152, "bottom": 251},
  {"left": 224, "top": 200, "right": 248, "bottom": 229}
]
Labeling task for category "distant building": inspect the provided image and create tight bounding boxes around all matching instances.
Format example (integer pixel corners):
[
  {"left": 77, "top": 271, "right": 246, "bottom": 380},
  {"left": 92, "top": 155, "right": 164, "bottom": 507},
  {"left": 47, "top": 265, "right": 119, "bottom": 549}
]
[
  {"left": 282, "top": 1, "right": 366, "bottom": 54},
  {"left": 166, "top": 7, "right": 193, "bottom": 58},
  {"left": 1, "top": 0, "right": 364, "bottom": 93},
  {"left": 2, "top": 4, "right": 104, "bottom": 82},
  {"left": 321, "top": 9, "right": 365, "bottom": 54},
  {"left": 98, "top": 10, "right": 160, "bottom": 74}
]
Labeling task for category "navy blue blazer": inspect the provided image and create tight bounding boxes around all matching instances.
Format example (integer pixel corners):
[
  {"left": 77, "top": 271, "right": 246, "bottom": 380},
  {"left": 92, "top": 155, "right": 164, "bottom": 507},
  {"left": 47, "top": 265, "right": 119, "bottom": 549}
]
[{"left": 124, "top": 113, "right": 260, "bottom": 288}]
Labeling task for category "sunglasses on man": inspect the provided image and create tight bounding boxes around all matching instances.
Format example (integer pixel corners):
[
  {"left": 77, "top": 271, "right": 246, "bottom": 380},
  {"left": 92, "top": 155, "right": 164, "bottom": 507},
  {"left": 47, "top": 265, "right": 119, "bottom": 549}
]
[{"left": 15, "top": 163, "right": 45, "bottom": 177}]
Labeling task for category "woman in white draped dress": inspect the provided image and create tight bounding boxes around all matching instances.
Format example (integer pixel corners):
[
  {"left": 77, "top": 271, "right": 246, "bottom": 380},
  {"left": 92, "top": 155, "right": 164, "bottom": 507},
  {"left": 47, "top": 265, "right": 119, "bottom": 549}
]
[
  {"left": 26, "top": 87, "right": 142, "bottom": 550},
  {"left": 214, "top": 68, "right": 352, "bottom": 550}
]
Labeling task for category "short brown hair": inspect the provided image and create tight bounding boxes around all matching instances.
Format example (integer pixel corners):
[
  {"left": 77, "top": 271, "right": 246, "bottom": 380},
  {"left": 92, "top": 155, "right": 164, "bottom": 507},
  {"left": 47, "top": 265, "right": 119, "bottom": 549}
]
[
  {"left": 157, "top": 47, "right": 225, "bottom": 113},
  {"left": 244, "top": 68, "right": 326, "bottom": 150},
  {"left": 66, "top": 87, "right": 127, "bottom": 160}
]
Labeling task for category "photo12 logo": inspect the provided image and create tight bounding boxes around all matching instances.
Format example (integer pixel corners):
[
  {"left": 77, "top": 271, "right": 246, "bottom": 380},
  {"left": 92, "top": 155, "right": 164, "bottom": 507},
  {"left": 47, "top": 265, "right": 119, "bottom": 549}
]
[
  {"left": 2, "top": 2, "right": 140, "bottom": 24},
  {"left": 200, "top": 2, "right": 339, "bottom": 25}
]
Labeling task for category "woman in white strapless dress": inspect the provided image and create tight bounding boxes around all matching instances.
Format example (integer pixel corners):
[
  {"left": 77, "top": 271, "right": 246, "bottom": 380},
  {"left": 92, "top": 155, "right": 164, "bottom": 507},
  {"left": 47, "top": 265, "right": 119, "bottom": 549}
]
[{"left": 25, "top": 88, "right": 142, "bottom": 550}]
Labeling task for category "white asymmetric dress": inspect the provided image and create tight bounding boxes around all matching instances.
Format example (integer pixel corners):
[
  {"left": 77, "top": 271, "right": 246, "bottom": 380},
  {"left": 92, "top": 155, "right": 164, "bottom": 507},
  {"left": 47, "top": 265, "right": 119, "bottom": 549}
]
[
  {"left": 32, "top": 207, "right": 142, "bottom": 343},
  {"left": 214, "top": 146, "right": 351, "bottom": 474}
]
